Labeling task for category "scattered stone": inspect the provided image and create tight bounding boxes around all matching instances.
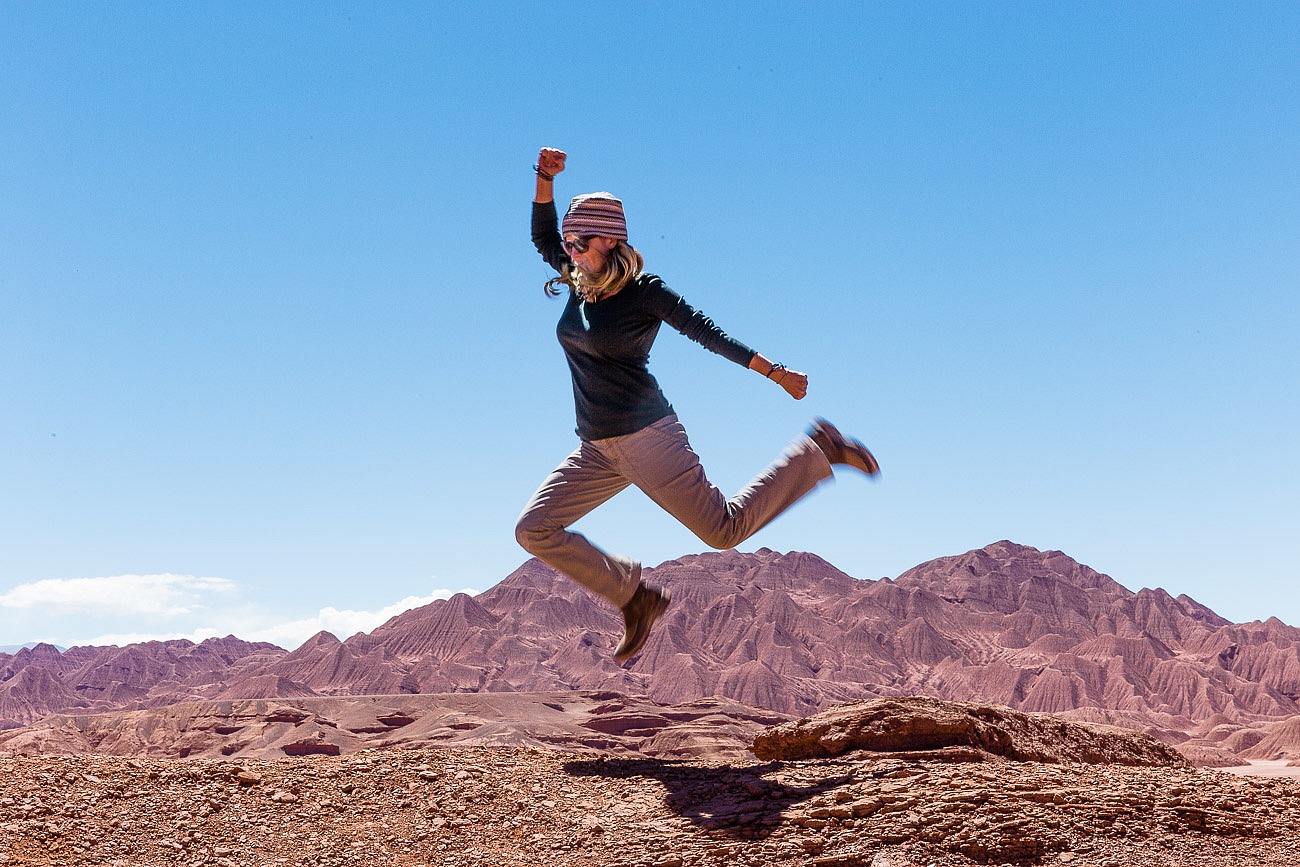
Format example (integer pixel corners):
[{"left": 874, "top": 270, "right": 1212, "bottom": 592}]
[{"left": 1, "top": 735, "right": 1299, "bottom": 866}]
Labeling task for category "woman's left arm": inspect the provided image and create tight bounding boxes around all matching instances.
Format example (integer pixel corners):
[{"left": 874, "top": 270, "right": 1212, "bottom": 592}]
[
  {"left": 650, "top": 277, "right": 808, "bottom": 400},
  {"left": 749, "top": 354, "right": 808, "bottom": 401}
]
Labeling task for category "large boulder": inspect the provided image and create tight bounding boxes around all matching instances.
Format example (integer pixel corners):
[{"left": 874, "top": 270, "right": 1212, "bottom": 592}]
[{"left": 751, "top": 695, "right": 1190, "bottom": 766}]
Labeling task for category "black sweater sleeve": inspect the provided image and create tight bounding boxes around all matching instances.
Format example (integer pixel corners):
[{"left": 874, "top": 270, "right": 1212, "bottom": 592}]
[
  {"left": 532, "top": 200, "right": 571, "bottom": 274},
  {"left": 643, "top": 275, "right": 757, "bottom": 368}
]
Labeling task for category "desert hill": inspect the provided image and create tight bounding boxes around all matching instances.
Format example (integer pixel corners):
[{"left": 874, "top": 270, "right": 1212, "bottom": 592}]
[
  {"left": 249, "top": 540, "right": 1300, "bottom": 753},
  {"left": 0, "top": 636, "right": 284, "bottom": 728},
  {"left": 5, "top": 541, "right": 1300, "bottom": 758}
]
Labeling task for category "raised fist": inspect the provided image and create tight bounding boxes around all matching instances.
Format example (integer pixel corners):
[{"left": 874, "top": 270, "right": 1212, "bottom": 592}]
[{"left": 537, "top": 147, "right": 566, "bottom": 177}]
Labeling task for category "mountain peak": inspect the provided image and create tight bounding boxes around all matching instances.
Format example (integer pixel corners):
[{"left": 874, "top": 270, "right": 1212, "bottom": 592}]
[{"left": 3, "top": 543, "right": 1296, "bottom": 740}]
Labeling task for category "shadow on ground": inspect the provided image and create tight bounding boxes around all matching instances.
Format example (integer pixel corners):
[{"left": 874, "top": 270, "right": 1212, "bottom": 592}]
[{"left": 563, "top": 756, "right": 853, "bottom": 839}]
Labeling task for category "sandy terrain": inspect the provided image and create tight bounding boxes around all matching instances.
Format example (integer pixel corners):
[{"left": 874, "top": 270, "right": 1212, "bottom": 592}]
[{"left": 1222, "top": 759, "right": 1300, "bottom": 779}]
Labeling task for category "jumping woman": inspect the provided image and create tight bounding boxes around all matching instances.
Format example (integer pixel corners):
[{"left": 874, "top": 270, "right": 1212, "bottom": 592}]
[{"left": 515, "top": 147, "right": 880, "bottom": 664}]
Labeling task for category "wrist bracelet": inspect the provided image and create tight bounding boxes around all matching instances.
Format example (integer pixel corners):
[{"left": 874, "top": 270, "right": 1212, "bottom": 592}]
[
  {"left": 533, "top": 164, "right": 555, "bottom": 181},
  {"left": 767, "top": 362, "right": 786, "bottom": 381}
]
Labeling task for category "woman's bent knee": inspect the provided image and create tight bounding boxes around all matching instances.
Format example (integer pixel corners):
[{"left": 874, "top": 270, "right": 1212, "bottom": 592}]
[
  {"left": 515, "top": 512, "right": 555, "bottom": 555},
  {"left": 514, "top": 515, "right": 540, "bottom": 553},
  {"left": 697, "top": 527, "right": 745, "bottom": 551}
]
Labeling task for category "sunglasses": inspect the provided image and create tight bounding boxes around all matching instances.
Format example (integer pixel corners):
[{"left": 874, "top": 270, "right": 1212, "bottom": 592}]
[{"left": 562, "top": 235, "right": 594, "bottom": 254}]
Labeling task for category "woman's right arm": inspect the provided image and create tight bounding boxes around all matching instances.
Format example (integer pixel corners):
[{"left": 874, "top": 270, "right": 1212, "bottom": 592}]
[
  {"left": 532, "top": 147, "right": 569, "bottom": 272},
  {"left": 533, "top": 147, "right": 565, "bottom": 204}
]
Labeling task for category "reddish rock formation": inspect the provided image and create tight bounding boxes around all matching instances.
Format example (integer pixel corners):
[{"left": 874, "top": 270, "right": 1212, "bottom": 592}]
[
  {"left": 1241, "top": 716, "right": 1300, "bottom": 761},
  {"left": 0, "top": 636, "right": 284, "bottom": 726},
  {"left": 330, "top": 542, "right": 1300, "bottom": 745},
  {"left": 0, "top": 659, "right": 90, "bottom": 724},
  {"left": 6, "top": 542, "right": 1300, "bottom": 759},
  {"left": 750, "top": 695, "right": 1189, "bottom": 766}
]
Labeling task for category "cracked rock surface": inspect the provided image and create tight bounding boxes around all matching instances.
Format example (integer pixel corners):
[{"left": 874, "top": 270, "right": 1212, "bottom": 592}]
[{"left": 3, "top": 748, "right": 1300, "bottom": 867}]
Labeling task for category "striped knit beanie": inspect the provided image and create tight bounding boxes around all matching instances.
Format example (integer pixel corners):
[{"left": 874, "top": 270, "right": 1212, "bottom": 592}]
[{"left": 562, "top": 192, "right": 628, "bottom": 241}]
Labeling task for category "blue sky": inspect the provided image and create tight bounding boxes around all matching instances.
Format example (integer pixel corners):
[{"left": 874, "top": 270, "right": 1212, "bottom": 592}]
[{"left": 2, "top": 2, "right": 1297, "bottom": 651}]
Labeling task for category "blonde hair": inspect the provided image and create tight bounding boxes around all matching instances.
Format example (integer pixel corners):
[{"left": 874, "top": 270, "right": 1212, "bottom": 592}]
[{"left": 545, "top": 241, "right": 645, "bottom": 303}]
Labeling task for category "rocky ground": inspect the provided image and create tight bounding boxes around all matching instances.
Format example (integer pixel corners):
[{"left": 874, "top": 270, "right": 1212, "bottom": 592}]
[{"left": 4, "top": 747, "right": 1300, "bottom": 867}]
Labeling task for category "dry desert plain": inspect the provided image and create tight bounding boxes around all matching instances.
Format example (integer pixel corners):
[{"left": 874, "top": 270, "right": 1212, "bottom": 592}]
[{"left": 5, "top": 697, "right": 1300, "bottom": 867}]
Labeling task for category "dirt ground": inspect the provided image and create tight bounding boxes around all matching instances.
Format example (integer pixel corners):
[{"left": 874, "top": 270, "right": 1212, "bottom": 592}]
[{"left": 4, "top": 748, "right": 1300, "bottom": 867}]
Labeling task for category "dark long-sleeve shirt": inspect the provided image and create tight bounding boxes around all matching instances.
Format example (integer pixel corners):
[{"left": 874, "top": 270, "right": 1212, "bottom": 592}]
[{"left": 532, "top": 201, "right": 756, "bottom": 441}]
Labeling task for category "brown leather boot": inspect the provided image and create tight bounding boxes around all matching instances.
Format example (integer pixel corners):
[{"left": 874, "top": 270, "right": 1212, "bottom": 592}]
[
  {"left": 810, "top": 417, "right": 881, "bottom": 477},
  {"left": 614, "top": 582, "right": 670, "bottom": 664}
]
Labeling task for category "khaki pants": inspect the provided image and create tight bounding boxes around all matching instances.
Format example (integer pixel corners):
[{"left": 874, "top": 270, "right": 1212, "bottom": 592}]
[{"left": 515, "top": 415, "right": 833, "bottom": 608}]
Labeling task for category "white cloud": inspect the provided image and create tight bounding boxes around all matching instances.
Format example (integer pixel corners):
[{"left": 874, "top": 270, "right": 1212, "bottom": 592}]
[
  {"left": 242, "top": 591, "right": 463, "bottom": 650},
  {"left": 3, "top": 568, "right": 481, "bottom": 653},
  {"left": 75, "top": 626, "right": 227, "bottom": 648},
  {"left": 0, "top": 574, "right": 235, "bottom": 616},
  {"left": 67, "top": 588, "right": 475, "bottom": 652}
]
